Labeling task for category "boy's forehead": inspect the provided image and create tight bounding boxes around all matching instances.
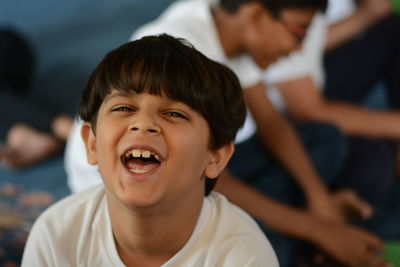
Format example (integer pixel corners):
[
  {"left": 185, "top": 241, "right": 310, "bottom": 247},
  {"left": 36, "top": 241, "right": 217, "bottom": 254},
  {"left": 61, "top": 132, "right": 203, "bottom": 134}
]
[{"left": 103, "top": 90, "right": 135, "bottom": 103}]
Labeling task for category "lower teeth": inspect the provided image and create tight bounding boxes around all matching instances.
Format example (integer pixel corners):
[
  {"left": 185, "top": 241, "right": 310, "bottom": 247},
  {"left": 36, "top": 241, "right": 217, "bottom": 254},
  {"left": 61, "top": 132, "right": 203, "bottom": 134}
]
[{"left": 129, "top": 169, "right": 149, "bottom": 174}]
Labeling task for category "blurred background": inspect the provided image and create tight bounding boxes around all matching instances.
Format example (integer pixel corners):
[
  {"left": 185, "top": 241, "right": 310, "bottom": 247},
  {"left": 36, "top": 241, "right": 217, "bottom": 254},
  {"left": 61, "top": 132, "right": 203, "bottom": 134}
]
[{"left": 1, "top": 0, "right": 400, "bottom": 265}]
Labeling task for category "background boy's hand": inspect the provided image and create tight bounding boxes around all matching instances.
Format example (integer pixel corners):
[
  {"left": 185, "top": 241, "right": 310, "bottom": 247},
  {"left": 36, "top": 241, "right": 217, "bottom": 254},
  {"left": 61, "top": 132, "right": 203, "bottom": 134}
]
[
  {"left": 331, "top": 189, "right": 373, "bottom": 221},
  {"left": 307, "top": 188, "right": 373, "bottom": 223},
  {"left": 307, "top": 190, "right": 347, "bottom": 223},
  {"left": 311, "top": 219, "right": 388, "bottom": 267}
]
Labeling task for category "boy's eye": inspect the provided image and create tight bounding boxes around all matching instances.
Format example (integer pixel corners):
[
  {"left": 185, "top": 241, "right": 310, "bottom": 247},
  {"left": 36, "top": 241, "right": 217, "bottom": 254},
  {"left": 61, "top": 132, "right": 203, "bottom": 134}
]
[
  {"left": 164, "top": 111, "right": 188, "bottom": 120},
  {"left": 112, "top": 106, "right": 133, "bottom": 112}
]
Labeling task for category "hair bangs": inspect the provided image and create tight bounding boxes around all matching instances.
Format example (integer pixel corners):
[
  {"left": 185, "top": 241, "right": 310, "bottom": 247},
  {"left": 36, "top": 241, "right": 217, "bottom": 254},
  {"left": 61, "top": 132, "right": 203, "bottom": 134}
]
[{"left": 106, "top": 40, "right": 207, "bottom": 113}]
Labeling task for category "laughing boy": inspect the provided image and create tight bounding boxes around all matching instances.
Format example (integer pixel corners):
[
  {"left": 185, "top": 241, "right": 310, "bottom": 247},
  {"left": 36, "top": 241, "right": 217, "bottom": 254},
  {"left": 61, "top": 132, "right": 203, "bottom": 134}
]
[{"left": 21, "top": 34, "right": 279, "bottom": 267}]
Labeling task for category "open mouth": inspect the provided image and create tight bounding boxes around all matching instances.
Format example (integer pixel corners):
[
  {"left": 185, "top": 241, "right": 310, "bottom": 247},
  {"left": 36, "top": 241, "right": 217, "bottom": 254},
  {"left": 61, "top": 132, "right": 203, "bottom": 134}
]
[{"left": 122, "top": 149, "right": 162, "bottom": 174}]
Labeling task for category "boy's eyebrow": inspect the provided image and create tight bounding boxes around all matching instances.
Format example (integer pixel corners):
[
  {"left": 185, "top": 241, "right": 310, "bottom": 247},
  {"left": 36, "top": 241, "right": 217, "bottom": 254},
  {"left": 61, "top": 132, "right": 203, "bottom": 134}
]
[
  {"left": 103, "top": 90, "right": 186, "bottom": 107},
  {"left": 104, "top": 91, "right": 136, "bottom": 103}
]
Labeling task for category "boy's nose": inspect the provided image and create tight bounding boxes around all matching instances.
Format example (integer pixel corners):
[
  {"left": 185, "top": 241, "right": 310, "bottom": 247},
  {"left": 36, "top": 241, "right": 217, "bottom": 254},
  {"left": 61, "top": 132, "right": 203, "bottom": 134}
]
[
  {"left": 131, "top": 125, "right": 160, "bottom": 134},
  {"left": 129, "top": 115, "right": 161, "bottom": 135}
]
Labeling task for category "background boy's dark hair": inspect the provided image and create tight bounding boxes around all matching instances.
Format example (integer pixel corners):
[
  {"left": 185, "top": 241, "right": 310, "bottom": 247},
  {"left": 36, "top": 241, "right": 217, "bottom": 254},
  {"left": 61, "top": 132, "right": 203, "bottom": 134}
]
[
  {"left": 220, "top": 0, "right": 328, "bottom": 16},
  {"left": 79, "top": 34, "right": 246, "bottom": 196}
]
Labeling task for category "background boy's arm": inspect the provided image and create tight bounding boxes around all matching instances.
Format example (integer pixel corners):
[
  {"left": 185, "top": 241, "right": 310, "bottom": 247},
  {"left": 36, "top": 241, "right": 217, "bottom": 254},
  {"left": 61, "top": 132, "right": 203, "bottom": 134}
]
[
  {"left": 243, "top": 82, "right": 341, "bottom": 221},
  {"left": 277, "top": 76, "right": 400, "bottom": 139},
  {"left": 215, "top": 170, "right": 387, "bottom": 267},
  {"left": 325, "top": 0, "right": 392, "bottom": 51}
]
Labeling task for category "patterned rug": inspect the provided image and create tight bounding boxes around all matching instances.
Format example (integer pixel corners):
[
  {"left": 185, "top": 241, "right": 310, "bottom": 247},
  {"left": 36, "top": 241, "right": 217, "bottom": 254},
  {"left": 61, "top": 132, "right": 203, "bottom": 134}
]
[
  {"left": 0, "top": 183, "right": 54, "bottom": 265},
  {"left": 0, "top": 155, "right": 70, "bottom": 265}
]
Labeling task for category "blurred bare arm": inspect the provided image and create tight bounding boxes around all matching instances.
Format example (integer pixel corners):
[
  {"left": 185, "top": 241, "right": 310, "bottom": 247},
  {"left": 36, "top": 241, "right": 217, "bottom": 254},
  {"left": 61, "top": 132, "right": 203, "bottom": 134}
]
[
  {"left": 325, "top": 0, "right": 392, "bottom": 51},
  {"left": 278, "top": 76, "right": 400, "bottom": 139}
]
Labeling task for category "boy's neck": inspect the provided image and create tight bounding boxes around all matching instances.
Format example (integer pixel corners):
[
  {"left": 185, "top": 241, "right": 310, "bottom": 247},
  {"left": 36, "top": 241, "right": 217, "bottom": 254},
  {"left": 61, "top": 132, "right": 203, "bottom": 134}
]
[
  {"left": 212, "top": 7, "right": 245, "bottom": 58},
  {"left": 107, "top": 194, "right": 204, "bottom": 266}
]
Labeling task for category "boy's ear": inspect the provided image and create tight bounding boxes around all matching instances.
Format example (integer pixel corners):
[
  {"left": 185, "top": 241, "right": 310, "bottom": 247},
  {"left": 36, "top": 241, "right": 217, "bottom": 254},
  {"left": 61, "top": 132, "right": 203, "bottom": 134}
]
[
  {"left": 80, "top": 122, "right": 98, "bottom": 166},
  {"left": 205, "top": 143, "right": 235, "bottom": 179}
]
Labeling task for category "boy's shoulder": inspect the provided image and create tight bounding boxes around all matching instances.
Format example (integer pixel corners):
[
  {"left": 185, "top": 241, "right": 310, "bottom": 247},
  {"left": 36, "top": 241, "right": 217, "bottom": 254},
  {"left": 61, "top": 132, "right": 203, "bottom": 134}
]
[
  {"left": 22, "top": 185, "right": 120, "bottom": 266},
  {"left": 30, "top": 184, "right": 107, "bottom": 239},
  {"left": 42, "top": 184, "right": 105, "bottom": 218},
  {"left": 207, "top": 191, "right": 272, "bottom": 246},
  {"left": 186, "top": 192, "right": 279, "bottom": 266}
]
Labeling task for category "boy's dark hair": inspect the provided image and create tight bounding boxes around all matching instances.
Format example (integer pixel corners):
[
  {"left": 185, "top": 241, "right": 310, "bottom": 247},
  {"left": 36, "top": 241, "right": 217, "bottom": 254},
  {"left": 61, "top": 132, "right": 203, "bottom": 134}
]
[
  {"left": 79, "top": 34, "right": 246, "bottom": 196},
  {"left": 220, "top": 0, "right": 327, "bottom": 16}
]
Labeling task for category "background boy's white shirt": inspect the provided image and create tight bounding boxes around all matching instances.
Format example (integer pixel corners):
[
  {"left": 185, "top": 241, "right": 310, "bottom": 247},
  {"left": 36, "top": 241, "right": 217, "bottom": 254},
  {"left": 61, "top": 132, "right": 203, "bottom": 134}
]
[
  {"left": 325, "top": 0, "right": 356, "bottom": 24},
  {"left": 65, "top": 118, "right": 99, "bottom": 193},
  {"left": 21, "top": 185, "right": 279, "bottom": 267}
]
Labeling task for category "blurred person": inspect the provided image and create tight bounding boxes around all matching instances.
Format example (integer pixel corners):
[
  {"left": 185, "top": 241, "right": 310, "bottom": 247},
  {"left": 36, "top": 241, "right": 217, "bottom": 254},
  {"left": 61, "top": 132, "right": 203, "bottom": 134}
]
[
  {"left": 0, "top": 29, "right": 73, "bottom": 169},
  {"left": 263, "top": 0, "right": 400, "bottom": 204}
]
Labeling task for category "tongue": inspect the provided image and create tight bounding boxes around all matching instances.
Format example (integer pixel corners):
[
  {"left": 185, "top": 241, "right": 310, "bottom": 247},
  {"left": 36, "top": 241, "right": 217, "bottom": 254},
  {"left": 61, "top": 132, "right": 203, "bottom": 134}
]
[{"left": 125, "top": 158, "right": 159, "bottom": 171}]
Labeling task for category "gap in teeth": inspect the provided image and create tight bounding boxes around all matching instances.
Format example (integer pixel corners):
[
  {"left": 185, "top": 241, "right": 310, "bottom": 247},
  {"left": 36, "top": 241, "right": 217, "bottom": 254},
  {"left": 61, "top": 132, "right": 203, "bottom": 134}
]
[{"left": 128, "top": 149, "right": 154, "bottom": 159}]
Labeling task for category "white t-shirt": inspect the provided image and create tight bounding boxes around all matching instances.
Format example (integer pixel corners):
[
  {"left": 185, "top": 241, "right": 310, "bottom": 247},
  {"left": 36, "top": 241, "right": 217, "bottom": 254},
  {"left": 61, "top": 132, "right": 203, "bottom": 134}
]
[
  {"left": 22, "top": 185, "right": 279, "bottom": 267},
  {"left": 325, "top": 0, "right": 356, "bottom": 24},
  {"left": 65, "top": 0, "right": 261, "bottom": 193}
]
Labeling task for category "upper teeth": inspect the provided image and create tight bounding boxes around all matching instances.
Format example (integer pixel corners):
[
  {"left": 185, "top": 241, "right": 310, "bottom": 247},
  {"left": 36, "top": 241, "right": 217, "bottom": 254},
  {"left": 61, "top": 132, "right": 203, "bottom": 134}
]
[{"left": 126, "top": 149, "right": 160, "bottom": 160}]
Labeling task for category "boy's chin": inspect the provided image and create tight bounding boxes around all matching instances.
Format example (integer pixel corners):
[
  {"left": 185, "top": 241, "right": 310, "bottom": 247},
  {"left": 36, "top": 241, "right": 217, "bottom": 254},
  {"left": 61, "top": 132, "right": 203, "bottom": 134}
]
[{"left": 108, "top": 186, "right": 162, "bottom": 209}]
